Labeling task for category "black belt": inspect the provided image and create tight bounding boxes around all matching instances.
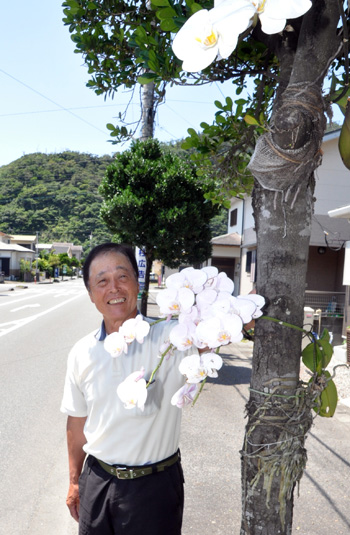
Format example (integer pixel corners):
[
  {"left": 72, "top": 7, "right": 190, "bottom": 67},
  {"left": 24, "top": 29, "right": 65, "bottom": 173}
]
[{"left": 96, "top": 450, "right": 180, "bottom": 480}]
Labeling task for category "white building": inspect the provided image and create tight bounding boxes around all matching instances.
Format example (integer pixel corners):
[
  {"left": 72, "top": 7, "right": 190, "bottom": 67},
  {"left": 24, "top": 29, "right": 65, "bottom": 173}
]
[{"left": 211, "top": 129, "right": 350, "bottom": 342}]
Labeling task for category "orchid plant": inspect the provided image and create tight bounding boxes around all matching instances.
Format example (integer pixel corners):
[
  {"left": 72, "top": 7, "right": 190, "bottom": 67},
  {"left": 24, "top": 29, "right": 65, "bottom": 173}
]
[
  {"left": 104, "top": 266, "right": 265, "bottom": 410},
  {"left": 172, "top": 0, "right": 312, "bottom": 72}
]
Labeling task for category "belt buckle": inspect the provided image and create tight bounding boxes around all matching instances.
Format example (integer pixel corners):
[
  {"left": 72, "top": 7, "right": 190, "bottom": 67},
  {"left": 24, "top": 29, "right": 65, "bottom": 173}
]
[{"left": 116, "top": 467, "right": 136, "bottom": 479}]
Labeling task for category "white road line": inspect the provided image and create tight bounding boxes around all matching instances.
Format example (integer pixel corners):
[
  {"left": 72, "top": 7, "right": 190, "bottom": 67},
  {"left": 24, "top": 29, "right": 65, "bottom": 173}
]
[
  {"left": 0, "top": 292, "right": 43, "bottom": 307},
  {"left": 11, "top": 304, "right": 41, "bottom": 312},
  {"left": 0, "top": 291, "right": 85, "bottom": 338}
]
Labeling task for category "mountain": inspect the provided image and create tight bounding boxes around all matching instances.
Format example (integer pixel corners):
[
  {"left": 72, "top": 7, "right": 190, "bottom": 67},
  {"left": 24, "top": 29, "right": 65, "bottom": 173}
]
[{"left": 0, "top": 151, "right": 114, "bottom": 250}]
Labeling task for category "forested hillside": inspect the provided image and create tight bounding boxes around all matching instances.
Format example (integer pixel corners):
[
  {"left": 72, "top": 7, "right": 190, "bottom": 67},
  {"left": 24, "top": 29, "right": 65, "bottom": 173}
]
[
  {"left": 0, "top": 151, "right": 114, "bottom": 249},
  {"left": 0, "top": 150, "right": 228, "bottom": 253}
]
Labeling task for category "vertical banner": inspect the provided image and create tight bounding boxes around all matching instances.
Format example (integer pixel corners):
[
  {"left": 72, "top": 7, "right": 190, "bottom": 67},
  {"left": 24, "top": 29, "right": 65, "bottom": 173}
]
[
  {"left": 343, "top": 241, "right": 350, "bottom": 286},
  {"left": 135, "top": 247, "right": 146, "bottom": 298}
]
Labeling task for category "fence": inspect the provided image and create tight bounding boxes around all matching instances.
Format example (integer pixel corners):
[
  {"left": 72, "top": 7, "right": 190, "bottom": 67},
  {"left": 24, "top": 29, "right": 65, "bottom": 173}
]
[{"left": 304, "top": 290, "right": 345, "bottom": 317}]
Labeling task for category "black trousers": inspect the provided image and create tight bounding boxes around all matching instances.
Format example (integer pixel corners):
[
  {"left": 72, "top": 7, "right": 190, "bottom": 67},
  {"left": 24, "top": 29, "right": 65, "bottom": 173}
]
[{"left": 78, "top": 455, "right": 185, "bottom": 535}]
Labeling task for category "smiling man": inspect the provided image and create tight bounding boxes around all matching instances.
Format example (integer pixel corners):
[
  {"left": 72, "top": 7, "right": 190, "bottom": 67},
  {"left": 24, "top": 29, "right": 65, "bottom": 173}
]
[{"left": 61, "top": 243, "right": 192, "bottom": 535}]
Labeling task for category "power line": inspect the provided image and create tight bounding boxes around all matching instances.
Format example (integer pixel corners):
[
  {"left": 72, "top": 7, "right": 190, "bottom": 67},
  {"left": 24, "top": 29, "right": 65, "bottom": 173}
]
[{"left": 0, "top": 68, "right": 108, "bottom": 135}]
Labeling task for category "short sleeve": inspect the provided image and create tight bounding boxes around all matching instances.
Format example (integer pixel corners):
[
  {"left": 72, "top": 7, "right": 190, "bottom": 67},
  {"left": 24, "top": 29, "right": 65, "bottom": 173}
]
[{"left": 60, "top": 347, "right": 88, "bottom": 417}]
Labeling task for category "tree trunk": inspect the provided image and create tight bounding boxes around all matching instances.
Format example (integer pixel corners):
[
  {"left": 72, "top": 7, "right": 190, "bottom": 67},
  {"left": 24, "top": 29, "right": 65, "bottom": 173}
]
[
  {"left": 240, "top": 180, "right": 315, "bottom": 534},
  {"left": 140, "top": 79, "right": 155, "bottom": 141},
  {"left": 240, "top": 2, "right": 342, "bottom": 532},
  {"left": 139, "top": 75, "right": 156, "bottom": 317}
]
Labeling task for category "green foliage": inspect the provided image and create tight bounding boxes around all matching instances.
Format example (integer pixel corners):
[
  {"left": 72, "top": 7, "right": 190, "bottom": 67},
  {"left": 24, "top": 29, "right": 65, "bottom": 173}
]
[
  {"left": 302, "top": 329, "right": 338, "bottom": 418},
  {"left": 62, "top": 1, "right": 350, "bottom": 203},
  {"left": 0, "top": 151, "right": 114, "bottom": 251},
  {"left": 20, "top": 259, "right": 32, "bottom": 273},
  {"left": 99, "top": 138, "right": 219, "bottom": 267},
  {"left": 339, "top": 97, "right": 350, "bottom": 170},
  {"left": 209, "top": 207, "right": 228, "bottom": 237}
]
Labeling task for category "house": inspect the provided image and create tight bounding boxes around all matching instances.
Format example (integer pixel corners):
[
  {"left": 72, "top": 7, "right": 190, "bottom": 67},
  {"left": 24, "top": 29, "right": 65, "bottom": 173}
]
[
  {"left": 9, "top": 234, "right": 37, "bottom": 251},
  {"left": 328, "top": 204, "right": 350, "bottom": 338},
  {"left": 0, "top": 241, "right": 35, "bottom": 279},
  {"left": 36, "top": 243, "right": 53, "bottom": 255},
  {"left": 211, "top": 129, "right": 350, "bottom": 342},
  {"left": 51, "top": 243, "right": 83, "bottom": 261},
  {"left": 209, "top": 232, "right": 242, "bottom": 295}
]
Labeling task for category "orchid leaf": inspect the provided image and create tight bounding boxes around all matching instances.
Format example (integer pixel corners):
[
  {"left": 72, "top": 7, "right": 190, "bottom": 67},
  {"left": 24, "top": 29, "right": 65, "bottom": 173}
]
[
  {"left": 339, "top": 98, "right": 350, "bottom": 170},
  {"left": 329, "top": 87, "right": 350, "bottom": 115},
  {"left": 302, "top": 329, "right": 333, "bottom": 373},
  {"left": 311, "top": 371, "right": 338, "bottom": 417}
]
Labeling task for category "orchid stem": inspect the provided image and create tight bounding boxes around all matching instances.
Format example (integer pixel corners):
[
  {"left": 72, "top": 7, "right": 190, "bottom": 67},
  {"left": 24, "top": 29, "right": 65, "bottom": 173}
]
[
  {"left": 146, "top": 344, "right": 174, "bottom": 387},
  {"left": 192, "top": 378, "right": 207, "bottom": 407},
  {"left": 261, "top": 315, "right": 311, "bottom": 335}
]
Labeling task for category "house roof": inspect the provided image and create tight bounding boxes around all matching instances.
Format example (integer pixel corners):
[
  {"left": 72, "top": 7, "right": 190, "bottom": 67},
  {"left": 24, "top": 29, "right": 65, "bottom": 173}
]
[
  {"left": 10, "top": 234, "right": 36, "bottom": 242},
  {"left": 310, "top": 214, "right": 350, "bottom": 246},
  {"left": 211, "top": 232, "right": 241, "bottom": 246},
  {"left": 328, "top": 205, "right": 350, "bottom": 219},
  {"left": 0, "top": 242, "right": 36, "bottom": 253},
  {"left": 36, "top": 243, "right": 53, "bottom": 250}
]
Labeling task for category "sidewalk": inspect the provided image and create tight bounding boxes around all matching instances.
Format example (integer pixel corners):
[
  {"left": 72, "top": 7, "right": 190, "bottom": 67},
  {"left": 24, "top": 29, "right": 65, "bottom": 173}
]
[
  {"left": 146, "top": 292, "right": 350, "bottom": 535},
  {"left": 178, "top": 340, "right": 350, "bottom": 535}
]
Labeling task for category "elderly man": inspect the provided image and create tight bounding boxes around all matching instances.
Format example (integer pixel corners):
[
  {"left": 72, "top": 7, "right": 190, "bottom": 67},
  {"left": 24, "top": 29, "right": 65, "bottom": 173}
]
[{"left": 61, "top": 243, "right": 191, "bottom": 535}]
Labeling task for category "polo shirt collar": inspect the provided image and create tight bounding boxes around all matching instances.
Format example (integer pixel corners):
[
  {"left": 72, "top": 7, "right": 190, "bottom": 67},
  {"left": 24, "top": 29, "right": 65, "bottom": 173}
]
[
  {"left": 95, "top": 321, "right": 107, "bottom": 341},
  {"left": 95, "top": 312, "right": 143, "bottom": 341}
]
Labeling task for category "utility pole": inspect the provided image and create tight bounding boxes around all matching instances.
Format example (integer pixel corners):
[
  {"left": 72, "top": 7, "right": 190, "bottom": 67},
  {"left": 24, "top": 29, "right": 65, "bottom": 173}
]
[{"left": 35, "top": 231, "right": 40, "bottom": 283}]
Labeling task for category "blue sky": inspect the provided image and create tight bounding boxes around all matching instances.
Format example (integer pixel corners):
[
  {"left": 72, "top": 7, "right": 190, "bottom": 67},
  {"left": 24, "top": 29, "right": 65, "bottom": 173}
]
[
  {"left": 0, "top": 1, "right": 238, "bottom": 168},
  {"left": 0, "top": 1, "right": 343, "bottom": 168}
]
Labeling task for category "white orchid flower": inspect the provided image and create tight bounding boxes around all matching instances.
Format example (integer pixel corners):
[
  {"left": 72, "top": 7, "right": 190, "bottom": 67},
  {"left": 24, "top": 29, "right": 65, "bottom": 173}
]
[
  {"left": 178, "top": 305, "right": 200, "bottom": 325},
  {"left": 179, "top": 352, "right": 223, "bottom": 383},
  {"left": 211, "top": 292, "right": 232, "bottom": 318},
  {"left": 156, "top": 286, "right": 195, "bottom": 316},
  {"left": 201, "top": 352, "right": 224, "bottom": 376},
  {"left": 256, "top": 0, "right": 312, "bottom": 34},
  {"left": 195, "top": 314, "right": 243, "bottom": 348},
  {"left": 120, "top": 316, "right": 150, "bottom": 344},
  {"left": 169, "top": 322, "right": 195, "bottom": 351},
  {"left": 215, "top": 271, "right": 234, "bottom": 294},
  {"left": 201, "top": 265, "right": 219, "bottom": 288},
  {"left": 166, "top": 267, "right": 207, "bottom": 294},
  {"left": 117, "top": 368, "right": 148, "bottom": 410},
  {"left": 104, "top": 331, "right": 128, "bottom": 358},
  {"left": 171, "top": 383, "right": 199, "bottom": 408},
  {"left": 237, "top": 294, "right": 265, "bottom": 319},
  {"left": 172, "top": 0, "right": 254, "bottom": 72},
  {"left": 196, "top": 287, "right": 218, "bottom": 309},
  {"left": 172, "top": 0, "right": 312, "bottom": 72}
]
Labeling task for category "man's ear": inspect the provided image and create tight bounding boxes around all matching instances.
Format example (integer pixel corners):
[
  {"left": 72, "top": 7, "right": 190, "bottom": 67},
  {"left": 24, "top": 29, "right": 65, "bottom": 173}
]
[{"left": 88, "top": 289, "right": 94, "bottom": 304}]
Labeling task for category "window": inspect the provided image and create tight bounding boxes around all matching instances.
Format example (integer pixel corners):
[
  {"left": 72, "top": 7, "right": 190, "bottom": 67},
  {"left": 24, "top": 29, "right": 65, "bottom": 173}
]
[
  {"left": 230, "top": 208, "right": 238, "bottom": 227},
  {"left": 246, "top": 250, "right": 257, "bottom": 282},
  {"left": 246, "top": 251, "right": 252, "bottom": 273}
]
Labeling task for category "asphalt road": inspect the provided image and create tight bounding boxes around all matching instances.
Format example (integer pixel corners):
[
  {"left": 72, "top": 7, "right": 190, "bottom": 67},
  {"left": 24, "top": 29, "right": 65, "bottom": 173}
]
[
  {"left": 0, "top": 280, "right": 100, "bottom": 535},
  {"left": 0, "top": 280, "right": 349, "bottom": 535}
]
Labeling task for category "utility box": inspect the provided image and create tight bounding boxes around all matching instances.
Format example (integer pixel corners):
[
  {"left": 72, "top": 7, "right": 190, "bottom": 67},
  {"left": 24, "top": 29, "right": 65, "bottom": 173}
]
[{"left": 302, "top": 306, "right": 314, "bottom": 351}]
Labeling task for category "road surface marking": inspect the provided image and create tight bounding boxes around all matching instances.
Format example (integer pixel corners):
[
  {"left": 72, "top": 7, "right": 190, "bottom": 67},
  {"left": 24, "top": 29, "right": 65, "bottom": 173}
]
[
  {"left": 11, "top": 304, "right": 41, "bottom": 312},
  {"left": 0, "top": 292, "right": 86, "bottom": 338}
]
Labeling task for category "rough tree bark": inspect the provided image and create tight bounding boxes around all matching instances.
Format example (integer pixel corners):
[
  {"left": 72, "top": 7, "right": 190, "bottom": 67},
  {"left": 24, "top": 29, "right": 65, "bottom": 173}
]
[
  {"left": 240, "top": 2, "right": 342, "bottom": 533},
  {"left": 139, "top": 77, "right": 156, "bottom": 315},
  {"left": 140, "top": 79, "right": 156, "bottom": 141}
]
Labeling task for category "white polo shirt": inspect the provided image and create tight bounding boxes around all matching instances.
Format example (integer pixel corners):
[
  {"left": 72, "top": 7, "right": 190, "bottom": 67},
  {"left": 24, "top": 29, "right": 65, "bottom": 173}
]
[{"left": 61, "top": 319, "right": 191, "bottom": 466}]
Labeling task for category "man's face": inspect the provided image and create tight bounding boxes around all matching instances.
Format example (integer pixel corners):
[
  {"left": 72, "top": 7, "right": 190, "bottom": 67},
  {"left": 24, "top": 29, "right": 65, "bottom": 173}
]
[{"left": 88, "top": 251, "right": 139, "bottom": 333}]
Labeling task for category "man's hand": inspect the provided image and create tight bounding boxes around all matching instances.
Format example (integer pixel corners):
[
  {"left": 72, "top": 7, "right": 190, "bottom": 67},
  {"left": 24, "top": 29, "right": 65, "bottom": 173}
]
[
  {"left": 66, "top": 482, "right": 80, "bottom": 522},
  {"left": 65, "top": 416, "right": 87, "bottom": 523}
]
